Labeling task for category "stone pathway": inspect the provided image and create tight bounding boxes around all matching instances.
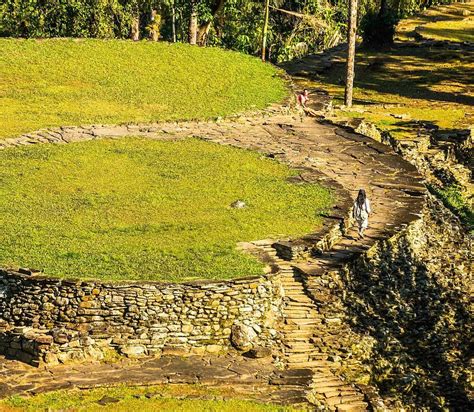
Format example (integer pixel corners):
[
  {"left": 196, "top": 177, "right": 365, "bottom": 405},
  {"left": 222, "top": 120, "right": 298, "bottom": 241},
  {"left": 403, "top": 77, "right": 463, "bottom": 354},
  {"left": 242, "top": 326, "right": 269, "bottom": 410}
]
[{"left": 0, "top": 353, "right": 314, "bottom": 406}]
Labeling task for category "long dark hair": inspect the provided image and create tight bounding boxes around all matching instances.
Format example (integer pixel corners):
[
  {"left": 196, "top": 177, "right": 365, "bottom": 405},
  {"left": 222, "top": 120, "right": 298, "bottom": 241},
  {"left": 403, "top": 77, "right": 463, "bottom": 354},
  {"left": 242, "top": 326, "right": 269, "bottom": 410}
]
[{"left": 356, "top": 189, "right": 367, "bottom": 208}]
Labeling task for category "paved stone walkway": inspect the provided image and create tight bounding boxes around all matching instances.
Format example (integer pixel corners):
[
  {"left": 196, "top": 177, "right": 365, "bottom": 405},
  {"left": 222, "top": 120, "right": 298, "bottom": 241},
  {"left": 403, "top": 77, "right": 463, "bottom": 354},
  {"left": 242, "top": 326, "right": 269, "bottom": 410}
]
[
  {"left": 0, "top": 353, "right": 316, "bottom": 406},
  {"left": 0, "top": 74, "right": 425, "bottom": 410}
]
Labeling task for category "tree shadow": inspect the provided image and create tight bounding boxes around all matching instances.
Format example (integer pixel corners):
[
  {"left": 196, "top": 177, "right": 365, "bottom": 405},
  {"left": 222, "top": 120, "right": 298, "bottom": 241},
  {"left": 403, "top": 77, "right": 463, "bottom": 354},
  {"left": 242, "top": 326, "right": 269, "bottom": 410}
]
[
  {"left": 418, "top": 27, "right": 474, "bottom": 43},
  {"left": 342, "top": 229, "right": 473, "bottom": 409},
  {"left": 317, "top": 45, "right": 474, "bottom": 106}
]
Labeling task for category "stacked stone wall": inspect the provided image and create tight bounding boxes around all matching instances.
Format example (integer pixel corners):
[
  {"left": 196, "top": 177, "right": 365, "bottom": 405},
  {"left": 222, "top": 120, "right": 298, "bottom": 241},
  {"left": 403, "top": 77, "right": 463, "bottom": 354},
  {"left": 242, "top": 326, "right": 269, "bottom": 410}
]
[
  {"left": 0, "top": 272, "right": 283, "bottom": 365},
  {"left": 298, "top": 194, "right": 472, "bottom": 410}
]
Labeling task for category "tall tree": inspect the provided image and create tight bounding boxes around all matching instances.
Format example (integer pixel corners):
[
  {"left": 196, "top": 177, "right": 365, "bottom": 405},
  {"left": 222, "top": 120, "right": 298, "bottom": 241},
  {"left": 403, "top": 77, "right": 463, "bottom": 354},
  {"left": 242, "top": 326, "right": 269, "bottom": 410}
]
[
  {"left": 189, "top": 0, "right": 198, "bottom": 44},
  {"left": 171, "top": 0, "right": 177, "bottom": 42},
  {"left": 261, "top": 0, "right": 270, "bottom": 61},
  {"left": 344, "top": 0, "right": 358, "bottom": 107},
  {"left": 130, "top": 2, "right": 140, "bottom": 41}
]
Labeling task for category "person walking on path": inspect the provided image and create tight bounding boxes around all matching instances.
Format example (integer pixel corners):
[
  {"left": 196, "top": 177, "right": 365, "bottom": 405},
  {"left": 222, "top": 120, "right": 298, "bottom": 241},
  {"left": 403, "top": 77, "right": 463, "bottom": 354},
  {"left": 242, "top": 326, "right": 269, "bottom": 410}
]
[{"left": 353, "top": 189, "right": 371, "bottom": 238}]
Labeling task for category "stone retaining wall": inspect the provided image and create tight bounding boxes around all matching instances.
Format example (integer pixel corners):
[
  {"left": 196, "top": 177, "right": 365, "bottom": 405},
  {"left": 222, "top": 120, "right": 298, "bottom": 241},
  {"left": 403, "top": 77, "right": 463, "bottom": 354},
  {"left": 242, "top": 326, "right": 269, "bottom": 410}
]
[
  {"left": 298, "top": 194, "right": 472, "bottom": 410},
  {"left": 0, "top": 271, "right": 283, "bottom": 365}
]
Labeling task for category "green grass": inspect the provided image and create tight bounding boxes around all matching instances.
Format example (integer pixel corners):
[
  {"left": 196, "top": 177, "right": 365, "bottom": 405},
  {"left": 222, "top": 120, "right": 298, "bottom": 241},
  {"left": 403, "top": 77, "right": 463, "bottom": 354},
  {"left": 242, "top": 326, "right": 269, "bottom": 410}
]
[
  {"left": 0, "top": 138, "right": 332, "bottom": 282},
  {"left": 418, "top": 19, "right": 474, "bottom": 43},
  {"left": 430, "top": 184, "right": 474, "bottom": 232},
  {"left": 0, "top": 38, "right": 287, "bottom": 139},
  {"left": 0, "top": 384, "right": 302, "bottom": 411},
  {"left": 396, "top": 2, "right": 474, "bottom": 42}
]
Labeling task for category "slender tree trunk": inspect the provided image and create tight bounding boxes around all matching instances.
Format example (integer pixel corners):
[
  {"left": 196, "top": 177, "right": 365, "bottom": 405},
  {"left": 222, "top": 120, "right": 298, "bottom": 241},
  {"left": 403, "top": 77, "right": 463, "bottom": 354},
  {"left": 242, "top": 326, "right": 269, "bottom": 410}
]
[
  {"left": 189, "top": 1, "right": 198, "bottom": 45},
  {"left": 131, "top": 14, "right": 140, "bottom": 41},
  {"left": 261, "top": 0, "right": 270, "bottom": 61},
  {"left": 149, "top": 9, "right": 159, "bottom": 41},
  {"left": 344, "top": 0, "right": 358, "bottom": 107},
  {"left": 379, "top": 0, "right": 388, "bottom": 17},
  {"left": 172, "top": 1, "right": 177, "bottom": 42}
]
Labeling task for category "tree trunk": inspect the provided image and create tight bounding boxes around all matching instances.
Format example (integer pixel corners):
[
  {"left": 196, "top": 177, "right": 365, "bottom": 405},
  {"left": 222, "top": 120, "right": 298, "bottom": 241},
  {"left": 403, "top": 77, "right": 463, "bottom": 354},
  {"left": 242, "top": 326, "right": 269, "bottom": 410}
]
[
  {"left": 131, "top": 14, "right": 140, "bottom": 41},
  {"left": 379, "top": 0, "right": 388, "bottom": 17},
  {"left": 197, "top": 0, "right": 226, "bottom": 46},
  {"left": 189, "top": 1, "right": 198, "bottom": 45},
  {"left": 344, "top": 0, "right": 358, "bottom": 107},
  {"left": 171, "top": 1, "right": 177, "bottom": 42},
  {"left": 261, "top": 0, "right": 270, "bottom": 61},
  {"left": 149, "top": 9, "right": 159, "bottom": 42},
  {"left": 197, "top": 22, "right": 211, "bottom": 45}
]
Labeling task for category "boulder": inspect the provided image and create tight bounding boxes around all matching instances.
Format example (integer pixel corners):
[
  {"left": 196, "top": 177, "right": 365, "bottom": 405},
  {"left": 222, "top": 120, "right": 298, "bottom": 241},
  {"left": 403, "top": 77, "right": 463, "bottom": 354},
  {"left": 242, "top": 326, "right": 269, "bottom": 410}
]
[
  {"left": 119, "top": 344, "right": 147, "bottom": 358},
  {"left": 230, "top": 200, "right": 246, "bottom": 209},
  {"left": 231, "top": 324, "right": 257, "bottom": 350}
]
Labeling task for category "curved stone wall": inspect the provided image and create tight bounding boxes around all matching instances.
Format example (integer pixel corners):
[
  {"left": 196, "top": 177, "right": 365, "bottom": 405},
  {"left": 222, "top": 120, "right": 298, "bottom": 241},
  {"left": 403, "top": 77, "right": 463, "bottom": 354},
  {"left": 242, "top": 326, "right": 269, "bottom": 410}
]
[{"left": 0, "top": 271, "right": 283, "bottom": 365}]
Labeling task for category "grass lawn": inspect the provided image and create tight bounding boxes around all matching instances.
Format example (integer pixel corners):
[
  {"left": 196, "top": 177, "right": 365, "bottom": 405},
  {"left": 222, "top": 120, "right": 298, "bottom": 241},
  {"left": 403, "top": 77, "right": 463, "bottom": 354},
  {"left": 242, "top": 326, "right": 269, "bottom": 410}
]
[
  {"left": 418, "top": 18, "right": 474, "bottom": 43},
  {"left": 309, "top": 46, "right": 472, "bottom": 138},
  {"left": 0, "top": 384, "right": 301, "bottom": 411},
  {"left": 0, "top": 138, "right": 332, "bottom": 282},
  {"left": 0, "top": 38, "right": 287, "bottom": 139},
  {"left": 396, "top": 2, "right": 474, "bottom": 43}
]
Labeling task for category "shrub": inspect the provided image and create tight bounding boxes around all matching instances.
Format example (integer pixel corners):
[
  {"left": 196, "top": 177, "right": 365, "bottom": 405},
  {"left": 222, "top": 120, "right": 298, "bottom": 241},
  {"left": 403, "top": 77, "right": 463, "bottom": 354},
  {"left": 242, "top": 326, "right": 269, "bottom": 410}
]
[{"left": 360, "top": 10, "right": 398, "bottom": 47}]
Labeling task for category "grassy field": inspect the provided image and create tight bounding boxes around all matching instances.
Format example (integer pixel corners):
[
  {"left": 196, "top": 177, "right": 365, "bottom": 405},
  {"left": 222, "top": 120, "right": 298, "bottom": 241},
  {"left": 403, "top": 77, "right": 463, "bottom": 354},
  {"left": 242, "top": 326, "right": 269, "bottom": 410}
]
[
  {"left": 0, "top": 138, "right": 332, "bottom": 282},
  {"left": 0, "top": 384, "right": 301, "bottom": 411},
  {"left": 418, "top": 19, "right": 474, "bottom": 43},
  {"left": 396, "top": 2, "right": 474, "bottom": 43},
  {"left": 309, "top": 46, "right": 472, "bottom": 138},
  {"left": 0, "top": 38, "right": 287, "bottom": 139}
]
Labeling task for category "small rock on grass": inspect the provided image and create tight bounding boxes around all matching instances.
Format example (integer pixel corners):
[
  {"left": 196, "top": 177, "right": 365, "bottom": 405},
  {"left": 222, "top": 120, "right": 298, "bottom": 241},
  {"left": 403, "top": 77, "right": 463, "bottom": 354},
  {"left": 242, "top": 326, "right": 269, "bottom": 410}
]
[
  {"left": 97, "top": 396, "right": 120, "bottom": 405},
  {"left": 230, "top": 200, "right": 246, "bottom": 209}
]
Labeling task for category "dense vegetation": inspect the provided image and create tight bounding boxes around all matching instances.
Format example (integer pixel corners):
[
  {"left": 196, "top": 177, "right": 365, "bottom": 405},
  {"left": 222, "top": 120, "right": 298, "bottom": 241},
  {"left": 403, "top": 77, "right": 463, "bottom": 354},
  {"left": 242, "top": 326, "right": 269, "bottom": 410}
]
[
  {"left": 0, "top": 38, "right": 286, "bottom": 139},
  {"left": 0, "top": 138, "right": 332, "bottom": 282},
  {"left": 1, "top": 384, "right": 299, "bottom": 411},
  {"left": 0, "top": 0, "right": 455, "bottom": 62}
]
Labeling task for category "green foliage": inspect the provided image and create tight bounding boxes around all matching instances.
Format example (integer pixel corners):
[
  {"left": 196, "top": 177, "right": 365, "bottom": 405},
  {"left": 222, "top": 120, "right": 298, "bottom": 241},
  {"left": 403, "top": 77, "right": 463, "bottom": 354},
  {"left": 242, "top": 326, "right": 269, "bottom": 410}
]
[
  {"left": 0, "top": 0, "right": 463, "bottom": 62},
  {"left": 0, "top": 38, "right": 286, "bottom": 139},
  {"left": 0, "top": 138, "right": 332, "bottom": 282},
  {"left": 2, "top": 384, "right": 299, "bottom": 411},
  {"left": 430, "top": 184, "right": 473, "bottom": 232}
]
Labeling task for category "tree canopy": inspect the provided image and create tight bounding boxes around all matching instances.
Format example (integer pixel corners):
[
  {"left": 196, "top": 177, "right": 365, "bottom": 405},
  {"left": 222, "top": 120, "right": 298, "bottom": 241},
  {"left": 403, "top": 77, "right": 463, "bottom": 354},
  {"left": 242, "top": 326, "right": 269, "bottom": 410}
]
[{"left": 0, "top": 0, "right": 453, "bottom": 62}]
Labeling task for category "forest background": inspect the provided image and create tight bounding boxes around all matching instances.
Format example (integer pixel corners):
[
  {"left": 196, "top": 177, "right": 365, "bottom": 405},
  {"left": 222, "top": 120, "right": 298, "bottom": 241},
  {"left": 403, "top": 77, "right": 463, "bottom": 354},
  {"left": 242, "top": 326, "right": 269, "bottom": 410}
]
[{"left": 0, "top": 0, "right": 456, "bottom": 62}]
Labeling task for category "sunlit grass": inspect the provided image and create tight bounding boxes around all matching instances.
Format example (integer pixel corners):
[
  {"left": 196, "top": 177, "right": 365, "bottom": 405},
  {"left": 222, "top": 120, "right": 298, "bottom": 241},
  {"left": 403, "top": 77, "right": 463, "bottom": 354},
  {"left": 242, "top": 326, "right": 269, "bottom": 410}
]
[
  {"left": 418, "top": 19, "right": 474, "bottom": 43},
  {"left": 0, "top": 38, "right": 287, "bottom": 139},
  {"left": 0, "top": 138, "right": 332, "bottom": 282},
  {"left": 0, "top": 384, "right": 302, "bottom": 411},
  {"left": 396, "top": 2, "right": 474, "bottom": 42},
  {"left": 309, "top": 46, "right": 473, "bottom": 140}
]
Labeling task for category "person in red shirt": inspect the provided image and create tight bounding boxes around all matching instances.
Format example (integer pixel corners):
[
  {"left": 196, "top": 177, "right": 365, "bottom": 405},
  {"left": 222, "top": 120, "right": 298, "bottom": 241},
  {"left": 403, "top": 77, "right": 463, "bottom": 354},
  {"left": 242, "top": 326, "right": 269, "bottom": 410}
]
[{"left": 297, "top": 89, "right": 309, "bottom": 107}]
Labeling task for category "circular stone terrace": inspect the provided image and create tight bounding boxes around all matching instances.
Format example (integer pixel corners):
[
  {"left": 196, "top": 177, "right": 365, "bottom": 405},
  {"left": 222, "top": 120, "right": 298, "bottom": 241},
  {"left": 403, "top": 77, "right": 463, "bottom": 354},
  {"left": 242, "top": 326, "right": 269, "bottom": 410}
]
[{"left": 0, "top": 94, "right": 427, "bottom": 410}]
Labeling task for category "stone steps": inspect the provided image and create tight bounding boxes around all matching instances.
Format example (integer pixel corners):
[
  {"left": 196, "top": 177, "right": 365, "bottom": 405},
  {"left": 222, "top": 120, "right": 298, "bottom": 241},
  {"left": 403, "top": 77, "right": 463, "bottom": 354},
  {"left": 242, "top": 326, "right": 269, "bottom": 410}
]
[{"left": 276, "top": 258, "right": 370, "bottom": 411}]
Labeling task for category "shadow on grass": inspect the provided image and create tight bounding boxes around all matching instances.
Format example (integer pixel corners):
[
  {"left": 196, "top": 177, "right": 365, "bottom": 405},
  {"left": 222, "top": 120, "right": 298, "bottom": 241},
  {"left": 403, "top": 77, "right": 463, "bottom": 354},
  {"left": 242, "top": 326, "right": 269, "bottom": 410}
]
[
  {"left": 343, "top": 234, "right": 473, "bottom": 409},
  {"left": 418, "top": 26, "right": 474, "bottom": 43},
  {"left": 314, "top": 45, "right": 474, "bottom": 106}
]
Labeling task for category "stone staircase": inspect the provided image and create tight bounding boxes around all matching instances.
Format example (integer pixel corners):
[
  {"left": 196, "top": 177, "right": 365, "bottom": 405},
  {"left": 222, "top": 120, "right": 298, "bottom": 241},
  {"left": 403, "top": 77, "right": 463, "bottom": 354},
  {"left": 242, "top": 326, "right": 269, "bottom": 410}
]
[
  {"left": 279, "top": 264, "right": 370, "bottom": 411},
  {"left": 254, "top": 234, "right": 373, "bottom": 411}
]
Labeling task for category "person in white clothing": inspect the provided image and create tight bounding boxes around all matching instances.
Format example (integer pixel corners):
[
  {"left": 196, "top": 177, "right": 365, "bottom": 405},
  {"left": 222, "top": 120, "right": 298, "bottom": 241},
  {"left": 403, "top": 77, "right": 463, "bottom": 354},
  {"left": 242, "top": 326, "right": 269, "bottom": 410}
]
[{"left": 353, "top": 189, "right": 371, "bottom": 238}]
